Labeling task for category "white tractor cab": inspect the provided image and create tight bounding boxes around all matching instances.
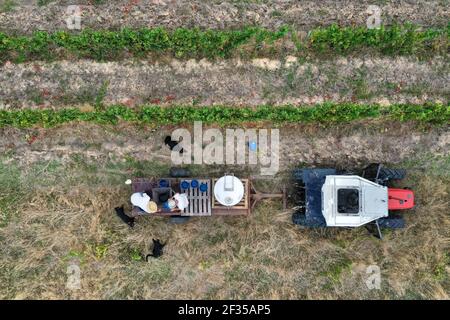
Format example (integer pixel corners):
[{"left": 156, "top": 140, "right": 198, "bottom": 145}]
[
  {"left": 292, "top": 164, "right": 414, "bottom": 238},
  {"left": 322, "top": 175, "right": 389, "bottom": 227}
]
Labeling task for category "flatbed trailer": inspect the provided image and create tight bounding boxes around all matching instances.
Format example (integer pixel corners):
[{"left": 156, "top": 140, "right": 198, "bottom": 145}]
[{"left": 130, "top": 176, "right": 286, "bottom": 218}]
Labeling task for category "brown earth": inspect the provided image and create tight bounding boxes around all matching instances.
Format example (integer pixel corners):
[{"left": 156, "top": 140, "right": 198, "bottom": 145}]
[
  {"left": 1, "top": 121, "right": 448, "bottom": 175},
  {"left": 1, "top": 1, "right": 449, "bottom": 34},
  {"left": 1, "top": 56, "right": 448, "bottom": 109}
]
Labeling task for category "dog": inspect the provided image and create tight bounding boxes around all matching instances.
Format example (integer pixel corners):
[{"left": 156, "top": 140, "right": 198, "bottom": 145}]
[
  {"left": 114, "top": 206, "right": 135, "bottom": 228},
  {"left": 164, "top": 136, "right": 184, "bottom": 154},
  {"left": 146, "top": 239, "right": 166, "bottom": 260}
]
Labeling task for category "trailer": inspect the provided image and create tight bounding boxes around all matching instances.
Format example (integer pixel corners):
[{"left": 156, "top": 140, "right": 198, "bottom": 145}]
[
  {"left": 128, "top": 168, "right": 286, "bottom": 223},
  {"left": 123, "top": 163, "right": 415, "bottom": 238}
]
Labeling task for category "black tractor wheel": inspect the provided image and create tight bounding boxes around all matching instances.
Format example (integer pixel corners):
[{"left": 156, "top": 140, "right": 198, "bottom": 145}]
[
  {"left": 169, "top": 216, "right": 191, "bottom": 224},
  {"left": 169, "top": 167, "right": 191, "bottom": 178},
  {"left": 292, "top": 212, "right": 307, "bottom": 226},
  {"left": 378, "top": 167, "right": 406, "bottom": 181},
  {"left": 377, "top": 217, "right": 405, "bottom": 229}
]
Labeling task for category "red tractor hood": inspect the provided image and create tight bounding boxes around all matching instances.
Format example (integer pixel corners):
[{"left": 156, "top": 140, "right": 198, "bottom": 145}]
[{"left": 388, "top": 188, "right": 415, "bottom": 210}]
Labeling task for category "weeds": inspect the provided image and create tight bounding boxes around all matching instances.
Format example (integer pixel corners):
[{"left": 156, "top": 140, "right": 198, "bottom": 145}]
[
  {"left": 433, "top": 253, "right": 450, "bottom": 282},
  {"left": 37, "top": 0, "right": 52, "bottom": 6},
  {"left": 92, "top": 243, "right": 109, "bottom": 260},
  {"left": 0, "top": 0, "right": 15, "bottom": 13},
  {"left": 0, "top": 161, "right": 23, "bottom": 227},
  {"left": 129, "top": 248, "right": 142, "bottom": 261},
  {"left": 320, "top": 256, "right": 353, "bottom": 284},
  {"left": 94, "top": 81, "right": 109, "bottom": 111}
]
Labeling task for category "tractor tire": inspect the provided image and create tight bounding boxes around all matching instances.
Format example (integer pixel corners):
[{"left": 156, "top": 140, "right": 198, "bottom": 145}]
[
  {"left": 169, "top": 167, "right": 191, "bottom": 178},
  {"left": 377, "top": 217, "right": 405, "bottom": 229},
  {"left": 378, "top": 167, "right": 406, "bottom": 181},
  {"left": 337, "top": 168, "right": 357, "bottom": 176},
  {"left": 292, "top": 212, "right": 307, "bottom": 226},
  {"left": 169, "top": 216, "right": 191, "bottom": 224}
]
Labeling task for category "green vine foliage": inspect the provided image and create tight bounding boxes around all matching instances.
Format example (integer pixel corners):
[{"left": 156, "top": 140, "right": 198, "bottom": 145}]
[
  {"left": 0, "top": 103, "right": 448, "bottom": 128},
  {"left": 0, "top": 24, "right": 447, "bottom": 63},
  {"left": 308, "top": 24, "right": 448, "bottom": 55}
]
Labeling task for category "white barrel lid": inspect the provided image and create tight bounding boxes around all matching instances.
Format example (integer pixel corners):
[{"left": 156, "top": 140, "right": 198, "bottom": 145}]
[{"left": 214, "top": 175, "right": 244, "bottom": 207}]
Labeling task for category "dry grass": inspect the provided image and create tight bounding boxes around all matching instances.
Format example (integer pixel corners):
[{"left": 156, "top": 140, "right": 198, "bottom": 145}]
[{"left": 0, "top": 156, "right": 449, "bottom": 300}]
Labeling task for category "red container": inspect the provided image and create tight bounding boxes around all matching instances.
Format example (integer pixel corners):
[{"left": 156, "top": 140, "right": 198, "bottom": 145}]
[{"left": 388, "top": 188, "right": 415, "bottom": 210}]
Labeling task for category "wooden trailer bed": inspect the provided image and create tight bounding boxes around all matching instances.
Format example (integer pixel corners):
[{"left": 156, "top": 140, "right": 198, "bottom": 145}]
[{"left": 130, "top": 177, "right": 251, "bottom": 217}]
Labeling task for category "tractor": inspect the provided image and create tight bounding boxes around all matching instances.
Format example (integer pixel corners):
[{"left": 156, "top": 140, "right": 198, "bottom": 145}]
[
  {"left": 122, "top": 163, "right": 414, "bottom": 239},
  {"left": 291, "top": 163, "right": 415, "bottom": 238}
]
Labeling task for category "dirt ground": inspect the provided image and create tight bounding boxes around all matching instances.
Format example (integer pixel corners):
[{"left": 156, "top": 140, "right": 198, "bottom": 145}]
[
  {"left": 0, "top": 121, "right": 449, "bottom": 299},
  {"left": 1, "top": 56, "right": 448, "bottom": 109},
  {"left": 1, "top": 1, "right": 449, "bottom": 34},
  {"left": 0, "top": 121, "right": 448, "bottom": 172}
]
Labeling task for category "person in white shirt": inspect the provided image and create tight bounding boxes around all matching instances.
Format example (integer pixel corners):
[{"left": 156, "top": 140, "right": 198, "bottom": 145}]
[{"left": 173, "top": 193, "right": 189, "bottom": 211}]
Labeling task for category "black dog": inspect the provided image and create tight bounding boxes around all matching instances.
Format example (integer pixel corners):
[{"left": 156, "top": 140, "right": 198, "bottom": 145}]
[
  {"left": 146, "top": 239, "right": 166, "bottom": 260},
  {"left": 114, "top": 206, "right": 135, "bottom": 228},
  {"left": 164, "top": 136, "right": 184, "bottom": 154}
]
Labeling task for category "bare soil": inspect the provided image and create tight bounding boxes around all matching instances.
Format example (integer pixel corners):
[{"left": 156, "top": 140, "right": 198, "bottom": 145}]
[
  {"left": 1, "top": 56, "right": 448, "bottom": 109},
  {"left": 1, "top": 121, "right": 448, "bottom": 174},
  {"left": 1, "top": 1, "right": 449, "bottom": 34}
]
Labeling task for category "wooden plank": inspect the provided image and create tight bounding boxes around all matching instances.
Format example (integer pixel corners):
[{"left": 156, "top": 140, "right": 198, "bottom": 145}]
[
  {"left": 212, "top": 208, "right": 249, "bottom": 216},
  {"left": 132, "top": 178, "right": 155, "bottom": 193},
  {"left": 208, "top": 180, "right": 212, "bottom": 214},
  {"left": 198, "top": 178, "right": 211, "bottom": 216},
  {"left": 189, "top": 182, "right": 193, "bottom": 214},
  {"left": 179, "top": 179, "right": 212, "bottom": 216}
]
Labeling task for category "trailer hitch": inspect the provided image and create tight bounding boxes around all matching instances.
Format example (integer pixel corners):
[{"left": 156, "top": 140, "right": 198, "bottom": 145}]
[{"left": 250, "top": 182, "right": 287, "bottom": 210}]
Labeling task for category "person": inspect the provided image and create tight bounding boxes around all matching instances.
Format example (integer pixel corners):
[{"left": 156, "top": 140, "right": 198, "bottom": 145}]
[
  {"left": 162, "top": 199, "right": 176, "bottom": 210},
  {"left": 162, "top": 194, "right": 188, "bottom": 211},
  {"left": 130, "top": 192, "right": 157, "bottom": 213},
  {"left": 173, "top": 193, "right": 189, "bottom": 211}
]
